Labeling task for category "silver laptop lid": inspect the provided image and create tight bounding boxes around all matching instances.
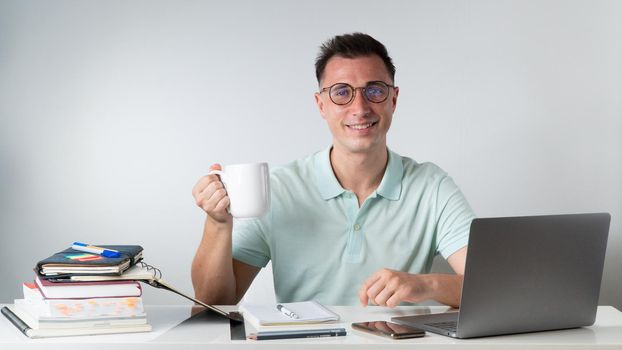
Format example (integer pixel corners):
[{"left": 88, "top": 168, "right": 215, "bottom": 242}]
[{"left": 456, "top": 213, "right": 610, "bottom": 338}]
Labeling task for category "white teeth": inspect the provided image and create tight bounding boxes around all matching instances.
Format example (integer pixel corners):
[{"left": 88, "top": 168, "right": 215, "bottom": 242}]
[{"left": 348, "top": 122, "right": 375, "bottom": 130}]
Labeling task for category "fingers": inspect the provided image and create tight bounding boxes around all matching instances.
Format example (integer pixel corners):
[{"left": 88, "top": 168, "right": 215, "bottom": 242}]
[
  {"left": 193, "top": 174, "right": 224, "bottom": 204},
  {"left": 359, "top": 269, "right": 415, "bottom": 308},
  {"left": 358, "top": 273, "right": 381, "bottom": 306},
  {"left": 373, "top": 284, "right": 396, "bottom": 307},
  {"left": 192, "top": 163, "right": 231, "bottom": 222},
  {"left": 192, "top": 176, "right": 211, "bottom": 200},
  {"left": 386, "top": 292, "right": 406, "bottom": 308},
  {"left": 359, "top": 270, "right": 389, "bottom": 306},
  {"left": 192, "top": 163, "right": 223, "bottom": 200},
  {"left": 199, "top": 184, "right": 228, "bottom": 213}
]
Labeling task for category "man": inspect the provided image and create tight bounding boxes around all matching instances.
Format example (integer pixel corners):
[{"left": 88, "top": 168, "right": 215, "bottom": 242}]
[{"left": 191, "top": 33, "right": 475, "bottom": 308}]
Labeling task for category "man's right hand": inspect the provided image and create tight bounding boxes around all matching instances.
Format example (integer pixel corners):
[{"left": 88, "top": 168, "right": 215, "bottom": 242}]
[{"left": 192, "top": 164, "right": 232, "bottom": 224}]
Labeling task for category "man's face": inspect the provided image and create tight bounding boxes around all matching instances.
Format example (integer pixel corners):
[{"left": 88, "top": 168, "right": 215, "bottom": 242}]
[{"left": 315, "top": 55, "right": 398, "bottom": 155}]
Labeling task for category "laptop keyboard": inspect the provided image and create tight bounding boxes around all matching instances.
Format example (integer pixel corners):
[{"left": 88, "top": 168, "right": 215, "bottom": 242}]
[{"left": 425, "top": 321, "right": 457, "bottom": 332}]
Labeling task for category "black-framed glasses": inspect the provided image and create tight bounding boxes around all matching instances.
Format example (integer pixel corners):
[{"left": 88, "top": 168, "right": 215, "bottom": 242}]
[{"left": 319, "top": 81, "right": 396, "bottom": 105}]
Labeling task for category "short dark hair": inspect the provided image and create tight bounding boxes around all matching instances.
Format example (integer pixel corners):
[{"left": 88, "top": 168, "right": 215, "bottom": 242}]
[{"left": 315, "top": 32, "right": 396, "bottom": 85}]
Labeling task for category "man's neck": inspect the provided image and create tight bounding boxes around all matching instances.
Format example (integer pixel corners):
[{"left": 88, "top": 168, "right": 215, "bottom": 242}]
[{"left": 330, "top": 144, "right": 388, "bottom": 206}]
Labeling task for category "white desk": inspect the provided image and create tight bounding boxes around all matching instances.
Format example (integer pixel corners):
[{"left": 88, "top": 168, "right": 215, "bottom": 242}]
[{"left": 1, "top": 304, "right": 621, "bottom": 349}]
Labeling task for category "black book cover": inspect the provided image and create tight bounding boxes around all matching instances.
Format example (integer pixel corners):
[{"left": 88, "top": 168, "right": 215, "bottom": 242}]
[{"left": 36, "top": 245, "right": 143, "bottom": 278}]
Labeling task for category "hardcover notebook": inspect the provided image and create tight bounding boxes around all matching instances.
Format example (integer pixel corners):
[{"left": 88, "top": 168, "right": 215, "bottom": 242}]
[
  {"left": 32, "top": 276, "right": 142, "bottom": 299},
  {"left": 17, "top": 293, "right": 145, "bottom": 318},
  {"left": 239, "top": 301, "right": 340, "bottom": 327},
  {"left": 36, "top": 245, "right": 144, "bottom": 277}
]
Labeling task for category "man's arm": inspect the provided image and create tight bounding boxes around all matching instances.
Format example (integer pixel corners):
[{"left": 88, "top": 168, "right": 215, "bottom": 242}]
[
  {"left": 191, "top": 164, "right": 260, "bottom": 305},
  {"left": 358, "top": 246, "right": 467, "bottom": 308},
  {"left": 190, "top": 218, "right": 261, "bottom": 304},
  {"left": 446, "top": 246, "right": 467, "bottom": 274}
]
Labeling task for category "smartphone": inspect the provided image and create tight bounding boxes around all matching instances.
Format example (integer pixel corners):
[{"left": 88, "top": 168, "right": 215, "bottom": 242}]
[{"left": 351, "top": 321, "right": 425, "bottom": 339}]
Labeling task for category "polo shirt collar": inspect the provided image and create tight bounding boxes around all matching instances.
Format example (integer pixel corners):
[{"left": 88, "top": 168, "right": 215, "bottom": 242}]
[
  {"left": 376, "top": 148, "right": 403, "bottom": 201},
  {"left": 315, "top": 147, "right": 345, "bottom": 200},
  {"left": 314, "top": 146, "right": 403, "bottom": 201}
]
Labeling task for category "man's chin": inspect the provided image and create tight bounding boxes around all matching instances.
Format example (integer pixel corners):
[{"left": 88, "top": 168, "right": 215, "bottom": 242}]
[{"left": 334, "top": 139, "right": 385, "bottom": 155}]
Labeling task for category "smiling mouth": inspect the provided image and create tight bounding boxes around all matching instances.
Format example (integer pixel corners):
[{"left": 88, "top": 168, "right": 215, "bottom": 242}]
[{"left": 347, "top": 122, "right": 377, "bottom": 130}]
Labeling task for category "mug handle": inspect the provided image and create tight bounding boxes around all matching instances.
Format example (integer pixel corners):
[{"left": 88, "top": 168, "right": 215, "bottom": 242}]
[
  {"left": 207, "top": 169, "right": 228, "bottom": 186},
  {"left": 207, "top": 169, "right": 224, "bottom": 178}
]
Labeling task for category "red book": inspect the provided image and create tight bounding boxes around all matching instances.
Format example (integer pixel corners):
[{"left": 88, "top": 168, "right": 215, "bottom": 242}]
[{"left": 33, "top": 275, "right": 142, "bottom": 299}]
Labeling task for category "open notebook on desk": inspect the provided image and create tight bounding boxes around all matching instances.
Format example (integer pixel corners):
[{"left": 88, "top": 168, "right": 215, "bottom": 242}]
[{"left": 239, "top": 301, "right": 340, "bottom": 327}]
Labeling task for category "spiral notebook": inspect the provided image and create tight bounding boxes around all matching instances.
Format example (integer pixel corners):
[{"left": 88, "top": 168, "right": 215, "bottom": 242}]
[
  {"left": 239, "top": 301, "right": 340, "bottom": 327},
  {"left": 60, "top": 263, "right": 162, "bottom": 282}
]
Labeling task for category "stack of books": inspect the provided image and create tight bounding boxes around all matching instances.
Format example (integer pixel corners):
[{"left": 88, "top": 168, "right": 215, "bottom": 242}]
[{"left": 1, "top": 244, "right": 153, "bottom": 338}]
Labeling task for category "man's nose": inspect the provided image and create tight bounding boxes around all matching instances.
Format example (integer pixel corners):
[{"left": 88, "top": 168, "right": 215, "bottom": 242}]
[{"left": 350, "top": 88, "right": 371, "bottom": 116}]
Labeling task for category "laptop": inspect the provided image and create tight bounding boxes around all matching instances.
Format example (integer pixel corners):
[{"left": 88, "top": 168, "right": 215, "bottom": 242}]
[{"left": 392, "top": 212, "right": 610, "bottom": 338}]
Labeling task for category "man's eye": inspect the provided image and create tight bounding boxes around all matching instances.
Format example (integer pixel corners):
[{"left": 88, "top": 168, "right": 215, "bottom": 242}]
[
  {"left": 366, "top": 84, "right": 386, "bottom": 96},
  {"left": 332, "top": 86, "right": 351, "bottom": 96},
  {"left": 367, "top": 88, "right": 382, "bottom": 96}
]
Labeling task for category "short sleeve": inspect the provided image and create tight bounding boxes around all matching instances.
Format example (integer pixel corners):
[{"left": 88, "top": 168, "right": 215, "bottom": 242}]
[
  {"left": 435, "top": 176, "right": 476, "bottom": 259},
  {"left": 231, "top": 213, "right": 272, "bottom": 268}
]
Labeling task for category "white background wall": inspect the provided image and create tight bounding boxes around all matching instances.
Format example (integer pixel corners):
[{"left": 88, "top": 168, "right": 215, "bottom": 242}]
[{"left": 1, "top": 0, "right": 620, "bottom": 309}]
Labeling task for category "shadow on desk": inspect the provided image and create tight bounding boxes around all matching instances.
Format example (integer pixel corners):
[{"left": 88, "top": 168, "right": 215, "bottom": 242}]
[{"left": 152, "top": 306, "right": 232, "bottom": 343}]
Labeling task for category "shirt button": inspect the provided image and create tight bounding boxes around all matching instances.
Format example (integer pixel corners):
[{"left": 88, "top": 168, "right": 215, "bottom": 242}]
[{"left": 353, "top": 224, "right": 361, "bottom": 231}]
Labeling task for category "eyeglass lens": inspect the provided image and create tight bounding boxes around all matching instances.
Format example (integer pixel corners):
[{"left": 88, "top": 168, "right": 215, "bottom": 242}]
[{"left": 329, "top": 82, "right": 390, "bottom": 105}]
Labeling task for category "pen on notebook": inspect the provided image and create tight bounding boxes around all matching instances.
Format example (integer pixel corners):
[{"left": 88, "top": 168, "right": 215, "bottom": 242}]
[
  {"left": 71, "top": 242, "right": 121, "bottom": 258},
  {"left": 248, "top": 328, "right": 347, "bottom": 340},
  {"left": 277, "top": 304, "right": 299, "bottom": 319}
]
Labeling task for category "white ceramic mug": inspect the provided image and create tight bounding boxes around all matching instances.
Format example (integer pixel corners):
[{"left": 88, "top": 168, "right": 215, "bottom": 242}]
[{"left": 208, "top": 162, "right": 270, "bottom": 218}]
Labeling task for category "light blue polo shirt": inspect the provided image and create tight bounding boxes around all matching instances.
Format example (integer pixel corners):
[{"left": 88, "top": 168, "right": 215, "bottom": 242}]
[{"left": 232, "top": 147, "right": 475, "bottom": 305}]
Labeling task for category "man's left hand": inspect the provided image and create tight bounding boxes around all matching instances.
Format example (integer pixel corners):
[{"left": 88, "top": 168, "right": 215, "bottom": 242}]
[{"left": 358, "top": 268, "right": 429, "bottom": 308}]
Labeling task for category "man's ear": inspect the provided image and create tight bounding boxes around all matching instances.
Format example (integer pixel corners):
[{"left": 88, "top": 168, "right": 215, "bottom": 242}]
[
  {"left": 315, "top": 92, "right": 327, "bottom": 119},
  {"left": 391, "top": 86, "right": 399, "bottom": 112}
]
